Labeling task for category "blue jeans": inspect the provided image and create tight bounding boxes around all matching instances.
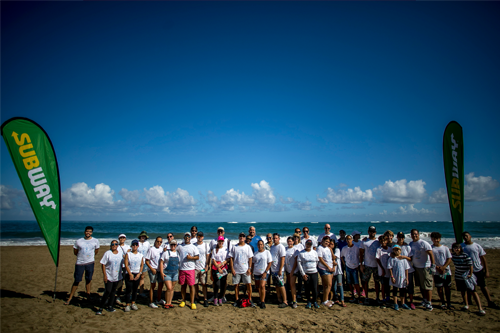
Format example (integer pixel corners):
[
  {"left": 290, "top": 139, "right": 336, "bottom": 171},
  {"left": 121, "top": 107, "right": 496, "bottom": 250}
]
[
  {"left": 333, "top": 274, "right": 344, "bottom": 301},
  {"left": 346, "top": 267, "right": 359, "bottom": 285}
]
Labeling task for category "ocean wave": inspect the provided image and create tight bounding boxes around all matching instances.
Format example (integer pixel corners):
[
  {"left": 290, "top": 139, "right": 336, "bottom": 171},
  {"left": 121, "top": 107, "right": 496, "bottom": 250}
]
[
  {"left": 227, "top": 222, "right": 238, "bottom": 224},
  {"left": 247, "top": 222, "right": 257, "bottom": 224}
]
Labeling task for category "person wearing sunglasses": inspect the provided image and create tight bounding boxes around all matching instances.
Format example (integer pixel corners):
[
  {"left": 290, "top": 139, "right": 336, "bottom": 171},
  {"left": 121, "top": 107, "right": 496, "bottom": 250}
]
[
  {"left": 317, "top": 224, "right": 336, "bottom": 246},
  {"left": 207, "top": 227, "right": 231, "bottom": 304},
  {"left": 96, "top": 240, "right": 123, "bottom": 315},
  {"left": 211, "top": 236, "right": 229, "bottom": 306},
  {"left": 190, "top": 226, "right": 199, "bottom": 244},
  {"left": 145, "top": 236, "right": 164, "bottom": 308},
  {"left": 177, "top": 233, "right": 200, "bottom": 310},
  {"left": 230, "top": 232, "right": 254, "bottom": 307},
  {"left": 123, "top": 239, "right": 144, "bottom": 312},
  {"left": 300, "top": 227, "right": 317, "bottom": 250}
]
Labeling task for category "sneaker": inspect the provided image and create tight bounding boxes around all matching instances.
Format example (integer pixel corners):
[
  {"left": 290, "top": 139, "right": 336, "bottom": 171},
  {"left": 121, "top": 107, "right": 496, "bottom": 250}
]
[
  {"left": 361, "top": 290, "right": 366, "bottom": 297},
  {"left": 233, "top": 301, "right": 239, "bottom": 308},
  {"left": 376, "top": 298, "right": 383, "bottom": 305},
  {"left": 462, "top": 305, "right": 469, "bottom": 311},
  {"left": 441, "top": 303, "right": 447, "bottom": 310},
  {"left": 424, "top": 303, "right": 433, "bottom": 311},
  {"left": 420, "top": 300, "right": 428, "bottom": 307},
  {"left": 191, "top": 303, "right": 197, "bottom": 310},
  {"left": 106, "top": 306, "right": 116, "bottom": 313},
  {"left": 394, "top": 304, "right": 399, "bottom": 311},
  {"left": 157, "top": 299, "right": 166, "bottom": 306},
  {"left": 292, "top": 301, "right": 298, "bottom": 309},
  {"left": 363, "top": 298, "right": 370, "bottom": 306},
  {"left": 204, "top": 300, "right": 209, "bottom": 307},
  {"left": 131, "top": 304, "right": 138, "bottom": 311},
  {"left": 313, "top": 302, "right": 320, "bottom": 309},
  {"left": 124, "top": 305, "right": 131, "bottom": 312},
  {"left": 409, "top": 303, "right": 416, "bottom": 310},
  {"left": 401, "top": 304, "right": 411, "bottom": 310},
  {"left": 149, "top": 303, "right": 158, "bottom": 309},
  {"left": 380, "top": 303, "right": 386, "bottom": 309},
  {"left": 179, "top": 301, "right": 186, "bottom": 308},
  {"left": 278, "top": 302, "right": 288, "bottom": 308},
  {"left": 306, "top": 302, "right": 312, "bottom": 309},
  {"left": 322, "top": 301, "right": 332, "bottom": 308},
  {"left": 478, "top": 310, "right": 486, "bottom": 316},
  {"left": 115, "top": 297, "right": 122, "bottom": 304},
  {"left": 96, "top": 308, "right": 103, "bottom": 315},
  {"left": 260, "top": 302, "right": 266, "bottom": 309},
  {"left": 349, "top": 298, "right": 357, "bottom": 303},
  {"left": 214, "top": 298, "right": 219, "bottom": 306},
  {"left": 221, "top": 297, "right": 227, "bottom": 303}
]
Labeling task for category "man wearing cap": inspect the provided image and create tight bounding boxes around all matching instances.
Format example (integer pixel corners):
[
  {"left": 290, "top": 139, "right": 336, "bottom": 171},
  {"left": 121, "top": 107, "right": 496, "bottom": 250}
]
[
  {"left": 360, "top": 226, "right": 381, "bottom": 305},
  {"left": 65, "top": 226, "right": 100, "bottom": 305},
  {"left": 317, "top": 224, "right": 336, "bottom": 245},
  {"left": 194, "top": 231, "right": 210, "bottom": 307},
  {"left": 177, "top": 233, "right": 200, "bottom": 310},
  {"left": 230, "top": 232, "right": 254, "bottom": 307},
  {"left": 270, "top": 233, "right": 288, "bottom": 308},
  {"left": 145, "top": 236, "right": 164, "bottom": 308},
  {"left": 248, "top": 226, "right": 263, "bottom": 253},
  {"left": 137, "top": 231, "right": 150, "bottom": 297}
]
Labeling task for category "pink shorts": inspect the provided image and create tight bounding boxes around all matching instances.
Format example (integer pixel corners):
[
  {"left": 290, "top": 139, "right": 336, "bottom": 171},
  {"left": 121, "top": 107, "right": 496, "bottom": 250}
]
[{"left": 179, "top": 270, "right": 195, "bottom": 286}]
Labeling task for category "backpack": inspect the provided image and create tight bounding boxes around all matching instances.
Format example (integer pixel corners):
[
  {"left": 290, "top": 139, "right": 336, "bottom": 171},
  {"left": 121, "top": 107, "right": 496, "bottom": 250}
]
[{"left": 237, "top": 298, "right": 254, "bottom": 308}]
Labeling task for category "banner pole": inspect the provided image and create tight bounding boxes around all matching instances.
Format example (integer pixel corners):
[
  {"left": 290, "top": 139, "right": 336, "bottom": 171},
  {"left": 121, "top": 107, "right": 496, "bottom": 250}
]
[{"left": 53, "top": 266, "right": 59, "bottom": 302}]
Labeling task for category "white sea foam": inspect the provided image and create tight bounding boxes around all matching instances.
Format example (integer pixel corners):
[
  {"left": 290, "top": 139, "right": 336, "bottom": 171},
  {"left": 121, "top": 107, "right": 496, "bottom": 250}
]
[
  {"left": 228, "top": 222, "right": 238, "bottom": 224},
  {"left": 247, "top": 221, "right": 256, "bottom": 224}
]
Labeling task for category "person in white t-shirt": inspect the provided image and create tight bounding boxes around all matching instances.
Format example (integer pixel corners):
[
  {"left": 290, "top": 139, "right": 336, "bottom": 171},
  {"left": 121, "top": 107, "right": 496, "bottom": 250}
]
[
  {"left": 431, "top": 232, "right": 452, "bottom": 309},
  {"left": 194, "top": 231, "right": 210, "bottom": 307},
  {"left": 461, "top": 231, "right": 499, "bottom": 309},
  {"left": 230, "top": 232, "right": 254, "bottom": 307},
  {"left": 297, "top": 239, "right": 319, "bottom": 309},
  {"left": 190, "top": 226, "right": 199, "bottom": 244},
  {"left": 317, "top": 224, "right": 336, "bottom": 245},
  {"left": 137, "top": 231, "right": 151, "bottom": 297},
  {"left": 145, "top": 236, "right": 164, "bottom": 308},
  {"left": 115, "top": 233, "right": 131, "bottom": 304},
  {"left": 177, "top": 233, "right": 200, "bottom": 310},
  {"left": 207, "top": 227, "right": 231, "bottom": 304},
  {"left": 329, "top": 238, "right": 345, "bottom": 307},
  {"left": 409, "top": 229, "right": 435, "bottom": 311},
  {"left": 301, "top": 227, "right": 318, "bottom": 250},
  {"left": 65, "top": 226, "right": 100, "bottom": 305},
  {"left": 289, "top": 233, "right": 304, "bottom": 308},
  {"left": 360, "top": 226, "right": 381, "bottom": 305},
  {"left": 341, "top": 235, "right": 361, "bottom": 304},
  {"left": 376, "top": 235, "right": 393, "bottom": 307},
  {"left": 96, "top": 240, "right": 123, "bottom": 315},
  {"left": 160, "top": 239, "right": 180, "bottom": 309},
  {"left": 211, "top": 236, "right": 230, "bottom": 306},
  {"left": 270, "top": 233, "right": 288, "bottom": 308},
  {"left": 123, "top": 239, "right": 144, "bottom": 312},
  {"left": 317, "top": 236, "right": 335, "bottom": 308},
  {"left": 251, "top": 240, "right": 273, "bottom": 309}
]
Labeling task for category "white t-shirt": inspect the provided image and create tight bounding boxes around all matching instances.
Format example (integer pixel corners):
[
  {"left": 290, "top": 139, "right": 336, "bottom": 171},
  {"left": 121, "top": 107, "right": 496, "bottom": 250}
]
[
  {"left": 138, "top": 241, "right": 151, "bottom": 265},
  {"left": 376, "top": 246, "right": 393, "bottom": 277},
  {"left": 297, "top": 249, "right": 319, "bottom": 275},
  {"left": 100, "top": 250, "right": 123, "bottom": 282},
  {"left": 118, "top": 244, "right": 131, "bottom": 267},
  {"left": 317, "top": 232, "right": 336, "bottom": 244},
  {"left": 333, "top": 248, "right": 343, "bottom": 276},
  {"left": 252, "top": 250, "right": 272, "bottom": 275},
  {"left": 190, "top": 237, "right": 198, "bottom": 244},
  {"left": 145, "top": 246, "right": 163, "bottom": 270},
  {"left": 361, "top": 238, "right": 380, "bottom": 268},
  {"left": 461, "top": 242, "right": 486, "bottom": 272},
  {"left": 285, "top": 246, "right": 297, "bottom": 273},
  {"left": 409, "top": 239, "right": 432, "bottom": 268},
  {"left": 177, "top": 243, "right": 200, "bottom": 271},
  {"left": 317, "top": 245, "right": 333, "bottom": 271},
  {"left": 432, "top": 245, "right": 452, "bottom": 275},
  {"left": 300, "top": 236, "right": 318, "bottom": 249},
  {"left": 211, "top": 247, "right": 229, "bottom": 264},
  {"left": 292, "top": 244, "right": 305, "bottom": 273},
  {"left": 387, "top": 257, "right": 410, "bottom": 289},
  {"left": 74, "top": 238, "right": 100, "bottom": 265},
  {"left": 341, "top": 245, "right": 360, "bottom": 269},
  {"left": 230, "top": 244, "right": 254, "bottom": 274},
  {"left": 270, "top": 243, "right": 286, "bottom": 273},
  {"left": 400, "top": 244, "right": 414, "bottom": 273},
  {"left": 126, "top": 252, "right": 144, "bottom": 274},
  {"left": 195, "top": 242, "right": 209, "bottom": 271},
  {"left": 160, "top": 250, "right": 179, "bottom": 270},
  {"left": 352, "top": 240, "right": 362, "bottom": 249}
]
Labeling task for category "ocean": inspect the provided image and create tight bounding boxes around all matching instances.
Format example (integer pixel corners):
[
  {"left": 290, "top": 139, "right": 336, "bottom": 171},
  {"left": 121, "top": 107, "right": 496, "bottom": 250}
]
[{"left": 1, "top": 220, "right": 499, "bottom": 249}]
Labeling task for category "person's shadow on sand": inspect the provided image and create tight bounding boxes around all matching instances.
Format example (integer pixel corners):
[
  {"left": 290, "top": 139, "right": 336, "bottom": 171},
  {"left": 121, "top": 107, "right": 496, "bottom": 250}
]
[{"left": 1, "top": 289, "right": 35, "bottom": 299}]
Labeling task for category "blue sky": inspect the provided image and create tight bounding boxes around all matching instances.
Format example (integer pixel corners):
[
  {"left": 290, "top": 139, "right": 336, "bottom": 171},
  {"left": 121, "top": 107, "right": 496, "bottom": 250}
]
[{"left": 1, "top": 2, "right": 499, "bottom": 222}]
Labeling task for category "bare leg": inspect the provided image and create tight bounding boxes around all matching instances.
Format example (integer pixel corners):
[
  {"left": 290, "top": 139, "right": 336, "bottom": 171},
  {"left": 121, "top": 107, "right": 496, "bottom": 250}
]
[
  {"left": 65, "top": 283, "right": 79, "bottom": 305},
  {"left": 149, "top": 283, "right": 156, "bottom": 304}
]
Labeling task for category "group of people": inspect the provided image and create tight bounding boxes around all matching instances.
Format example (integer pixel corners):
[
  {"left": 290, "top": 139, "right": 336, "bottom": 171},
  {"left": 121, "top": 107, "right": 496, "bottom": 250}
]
[{"left": 64, "top": 224, "right": 498, "bottom": 316}]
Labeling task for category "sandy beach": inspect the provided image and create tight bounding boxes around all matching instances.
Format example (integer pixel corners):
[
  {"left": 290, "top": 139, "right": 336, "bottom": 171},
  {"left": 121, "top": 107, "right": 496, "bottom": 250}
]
[{"left": 1, "top": 245, "right": 499, "bottom": 332}]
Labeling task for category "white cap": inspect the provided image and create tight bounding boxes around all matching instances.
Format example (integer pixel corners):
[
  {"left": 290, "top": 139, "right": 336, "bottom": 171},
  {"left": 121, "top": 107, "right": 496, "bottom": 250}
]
[
  {"left": 351, "top": 230, "right": 361, "bottom": 236},
  {"left": 118, "top": 234, "right": 127, "bottom": 238}
]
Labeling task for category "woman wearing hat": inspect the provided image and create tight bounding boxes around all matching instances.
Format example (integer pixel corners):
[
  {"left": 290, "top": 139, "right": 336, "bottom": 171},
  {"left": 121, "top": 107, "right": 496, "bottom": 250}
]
[
  {"left": 137, "top": 231, "right": 150, "bottom": 297},
  {"left": 96, "top": 240, "right": 123, "bottom": 315},
  {"left": 124, "top": 239, "right": 144, "bottom": 312}
]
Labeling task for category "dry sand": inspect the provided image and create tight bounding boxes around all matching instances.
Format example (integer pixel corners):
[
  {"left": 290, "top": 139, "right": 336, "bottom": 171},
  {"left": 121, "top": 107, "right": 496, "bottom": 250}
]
[{"left": 1, "top": 246, "right": 500, "bottom": 332}]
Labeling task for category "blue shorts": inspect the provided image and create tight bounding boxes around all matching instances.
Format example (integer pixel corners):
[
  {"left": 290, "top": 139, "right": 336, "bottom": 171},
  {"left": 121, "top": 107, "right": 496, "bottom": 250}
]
[
  {"left": 318, "top": 268, "right": 333, "bottom": 276},
  {"left": 74, "top": 263, "right": 94, "bottom": 283},
  {"left": 346, "top": 267, "right": 359, "bottom": 285},
  {"left": 164, "top": 271, "right": 179, "bottom": 282},
  {"left": 148, "top": 270, "right": 162, "bottom": 284}
]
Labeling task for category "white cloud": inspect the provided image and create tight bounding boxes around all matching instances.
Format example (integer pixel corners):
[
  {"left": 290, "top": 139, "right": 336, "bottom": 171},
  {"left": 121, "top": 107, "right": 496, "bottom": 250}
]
[
  {"left": 143, "top": 186, "right": 197, "bottom": 214},
  {"left": 119, "top": 188, "right": 140, "bottom": 202},
  {"left": 0, "top": 185, "right": 27, "bottom": 210},
  {"left": 317, "top": 187, "right": 373, "bottom": 204},
  {"left": 428, "top": 188, "right": 448, "bottom": 204},
  {"left": 280, "top": 196, "right": 295, "bottom": 204},
  {"left": 374, "top": 179, "right": 426, "bottom": 204},
  {"left": 396, "top": 204, "right": 432, "bottom": 215},
  {"left": 62, "top": 182, "right": 120, "bottom": 210},
  {"left": 251, "top": 180, "right": 276, "bottom": 205},
  {"left": 293, "top": 200, "right": 313, "bottom": 211},
  {"left": 464, "top": 172, "right": 499, "bottom": 202}
]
